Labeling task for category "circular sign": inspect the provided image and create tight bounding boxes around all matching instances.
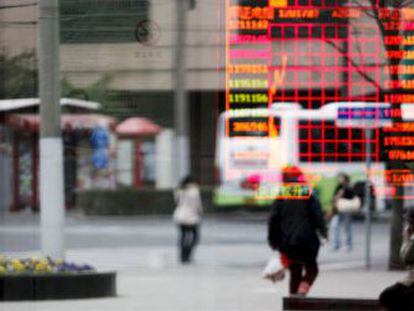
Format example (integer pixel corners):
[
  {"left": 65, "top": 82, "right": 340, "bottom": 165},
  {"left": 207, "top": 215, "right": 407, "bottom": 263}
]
[{"left": 134, "top": 20, "right": 161, "bottom": 46}]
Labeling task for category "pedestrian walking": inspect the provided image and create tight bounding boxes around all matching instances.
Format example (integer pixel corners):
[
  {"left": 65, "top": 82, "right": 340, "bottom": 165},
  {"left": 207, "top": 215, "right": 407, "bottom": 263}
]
[
  {"left": 173, "top": 176, "right": 203, "bottom": 264},
  {"left": 379, "top": 206, "right": 414, "bottom": 311},
  {"left": 268, "top": 166, "right": 328, "bottom": 296},
  {"left": 329, "top": 173, "right": 360, "bottom": 252}
]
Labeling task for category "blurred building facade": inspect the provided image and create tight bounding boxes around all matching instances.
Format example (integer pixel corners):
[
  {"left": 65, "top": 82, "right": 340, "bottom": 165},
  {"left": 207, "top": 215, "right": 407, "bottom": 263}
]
[
  {"left": 0, "top": 0, "right": 393, "bottom": 186},
  {"left": 1, "top": 0, "right": 221, "bottom": 185},
  {"left": 59, "top": 0, "right": 222, "bottom": 185}
]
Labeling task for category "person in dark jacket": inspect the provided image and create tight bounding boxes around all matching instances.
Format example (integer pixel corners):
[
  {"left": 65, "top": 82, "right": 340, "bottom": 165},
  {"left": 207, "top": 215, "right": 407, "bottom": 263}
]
[{"left": 268, "top": 166, "right": 328, "bottom": 296}]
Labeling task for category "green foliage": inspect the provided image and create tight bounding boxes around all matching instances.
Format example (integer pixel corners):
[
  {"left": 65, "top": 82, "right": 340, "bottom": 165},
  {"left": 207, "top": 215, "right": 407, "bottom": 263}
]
[
  {"left": 0, "top": 51, "right": 114, "bottom": 111},
  {"left": 76, "top": 187, "right": 264, "bottom": 215},
  {"left": 77, "top": 188, "right": 176, "bottom": 216},
  {"left": 61, "top": 73, "right": 115, "bottom": 111},
  {"left": 0, "top": 52, "right": 38, "bottom": 99}
]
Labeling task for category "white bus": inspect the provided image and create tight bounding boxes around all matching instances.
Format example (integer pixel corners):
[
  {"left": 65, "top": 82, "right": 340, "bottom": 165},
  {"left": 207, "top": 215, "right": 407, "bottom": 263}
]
[{"left": 215, "top": 102, "right": 412, "bottom": 211}]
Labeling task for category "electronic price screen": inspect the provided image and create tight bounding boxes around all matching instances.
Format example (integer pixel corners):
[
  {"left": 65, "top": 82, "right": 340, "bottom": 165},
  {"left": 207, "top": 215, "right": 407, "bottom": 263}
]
[{"left": 224, "top": 0, "right": 414, "bottom": 198}]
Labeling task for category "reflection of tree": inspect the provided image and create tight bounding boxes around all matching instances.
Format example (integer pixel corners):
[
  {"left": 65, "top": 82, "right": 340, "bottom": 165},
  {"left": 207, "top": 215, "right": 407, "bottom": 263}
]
[
  {"left": 324, "top": 39, "right": 383, "bottom": 91},
  {"left": 327, "top": 0, "right": 414, "bottom": 269},
  {"left": 362, "top": 0, "right": 414, "bottom": 271}
]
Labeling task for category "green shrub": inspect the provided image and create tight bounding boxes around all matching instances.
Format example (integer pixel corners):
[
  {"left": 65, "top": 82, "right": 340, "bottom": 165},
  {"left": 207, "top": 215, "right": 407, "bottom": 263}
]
[{"left": 76, "top": 187, "right": 268, "bottom": 215}]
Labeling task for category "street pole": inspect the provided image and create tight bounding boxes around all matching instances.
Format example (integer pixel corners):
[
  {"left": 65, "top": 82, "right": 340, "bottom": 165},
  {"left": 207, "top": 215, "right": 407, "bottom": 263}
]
[
  {"left": 365, "top": 128, "right": 372, "bottom": 269},
  {"left": 37, "top": 0, "right": 65, "bottom": 259},
  {"left": 174, "top": 0, "right": 190, "bottom": 184}
]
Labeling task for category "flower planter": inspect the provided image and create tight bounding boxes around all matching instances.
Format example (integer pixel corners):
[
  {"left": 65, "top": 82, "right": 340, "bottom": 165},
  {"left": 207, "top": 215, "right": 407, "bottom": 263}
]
[{"left": 0, "top": 272, "right": 116, "bottom": 301}]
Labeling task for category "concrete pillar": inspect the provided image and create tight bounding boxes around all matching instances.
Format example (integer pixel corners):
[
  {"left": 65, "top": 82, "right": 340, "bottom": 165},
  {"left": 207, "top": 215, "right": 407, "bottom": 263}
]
[
  {"left": 155, "top": 129, "right": 175, "bottom": 189},
  {"left": 38, "top": 0, "right": 65, "bottom": 259},
  {"left": 116, "top": 139, "right": 134, "bottom": 186}
]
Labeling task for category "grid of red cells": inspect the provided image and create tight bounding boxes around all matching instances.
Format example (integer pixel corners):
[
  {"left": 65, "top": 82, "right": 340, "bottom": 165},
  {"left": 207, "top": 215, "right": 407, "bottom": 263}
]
[{"left": 270, "top": 20, "right": 382, "bottom": 162}]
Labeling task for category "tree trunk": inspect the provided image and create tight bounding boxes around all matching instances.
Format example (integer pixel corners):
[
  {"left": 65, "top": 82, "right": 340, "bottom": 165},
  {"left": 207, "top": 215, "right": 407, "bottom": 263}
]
[
  {"left": 387, "top": 60, "right": 405, "bottom": 270},
  {"left": 388, "top": 167, "right": 405, "bottom": 270}
]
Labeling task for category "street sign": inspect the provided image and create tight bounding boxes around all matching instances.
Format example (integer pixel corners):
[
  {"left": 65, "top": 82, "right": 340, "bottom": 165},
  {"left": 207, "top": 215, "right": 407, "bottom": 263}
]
[{"left": 336, "top": 106, "right": 393, "bottom": 128}]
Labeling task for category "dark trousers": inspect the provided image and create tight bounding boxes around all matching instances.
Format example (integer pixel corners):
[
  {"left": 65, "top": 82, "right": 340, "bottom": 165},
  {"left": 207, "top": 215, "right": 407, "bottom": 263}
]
[
  {"left": 179, "top": 225, "right": 199, "bottom": 263},
  {"left": 288, "top": 261, "right": 319, "bottom": 294},
  {"left": 380, "top": 282, "right": 414, "bottom": 311}
]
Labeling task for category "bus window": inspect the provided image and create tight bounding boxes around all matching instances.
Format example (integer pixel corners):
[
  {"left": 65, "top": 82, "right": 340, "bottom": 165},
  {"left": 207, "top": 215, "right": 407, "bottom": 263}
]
[{"left": 299, "top": 120, "right": 380, "bottom": 162}]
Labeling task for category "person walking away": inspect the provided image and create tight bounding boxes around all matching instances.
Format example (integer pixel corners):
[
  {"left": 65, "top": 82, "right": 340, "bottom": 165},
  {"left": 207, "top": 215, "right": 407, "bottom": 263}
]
[
  {"left": 379, "top": 206, "right": 414, "bottom": 311},
  {"left": 268, "top": 166, "right": 328, "bottom": 296},
  {"left": 330, "top": 173, "right": 357, "bottom": 252},
  {"left": 173, "top": 176, "right": 203, "bottom": 264}
]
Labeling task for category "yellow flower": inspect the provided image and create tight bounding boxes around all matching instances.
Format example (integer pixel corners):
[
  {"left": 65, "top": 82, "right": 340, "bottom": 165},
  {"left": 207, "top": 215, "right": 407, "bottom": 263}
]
[
  {"left": 35, "top": 262, "right": 47, "bottom": 272},
  {"left": 11, "top": 260, "right": 25, "bottom": 272}
]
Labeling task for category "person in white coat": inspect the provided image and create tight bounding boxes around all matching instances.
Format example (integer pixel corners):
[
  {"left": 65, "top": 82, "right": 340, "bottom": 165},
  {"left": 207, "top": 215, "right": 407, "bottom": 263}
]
[{"left": 173, "top": 176, "right": 203, "bottom": 263}]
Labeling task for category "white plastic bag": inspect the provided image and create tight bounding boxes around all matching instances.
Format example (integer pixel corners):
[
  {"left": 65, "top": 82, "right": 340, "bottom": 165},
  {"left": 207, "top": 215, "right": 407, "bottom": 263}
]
[{"left": 262, "top": 254, "right": 285, "bottom": 283}]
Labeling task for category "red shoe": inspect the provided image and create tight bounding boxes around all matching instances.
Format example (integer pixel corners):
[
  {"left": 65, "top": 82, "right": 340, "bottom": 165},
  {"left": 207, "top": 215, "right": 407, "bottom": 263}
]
[{"left": 298, "top": 281, "right": 311, "bottom": 296}]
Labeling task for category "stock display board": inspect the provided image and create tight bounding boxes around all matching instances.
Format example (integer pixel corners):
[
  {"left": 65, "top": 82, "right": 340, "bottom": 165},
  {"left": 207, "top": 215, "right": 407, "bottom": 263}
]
[
  {"left": 223, "top": 0, "right": 414, "bottom": 199},
  {"left": 226, "top": 0, "right": 380, "bottom": 110}
]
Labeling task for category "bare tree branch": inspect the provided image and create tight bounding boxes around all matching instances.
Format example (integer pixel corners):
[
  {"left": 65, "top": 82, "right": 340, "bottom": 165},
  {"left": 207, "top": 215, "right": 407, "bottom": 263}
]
[
  {"left": 349, "top": 0, "right": 377, "bottom": 18},
  {"left": 325, "top": 39, "right": 383, "bottom": 91}
]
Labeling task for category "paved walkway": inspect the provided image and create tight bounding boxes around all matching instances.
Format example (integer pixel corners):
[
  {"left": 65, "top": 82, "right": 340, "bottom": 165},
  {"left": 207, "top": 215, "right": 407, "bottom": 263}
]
[
  {"left": 0, "top": 213, "right": 407, "bottom": 310},
  {"left": 1, "top": 265, "right": 406, "bottom": 311}
]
